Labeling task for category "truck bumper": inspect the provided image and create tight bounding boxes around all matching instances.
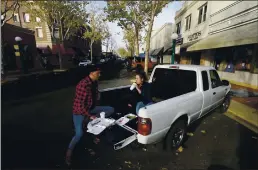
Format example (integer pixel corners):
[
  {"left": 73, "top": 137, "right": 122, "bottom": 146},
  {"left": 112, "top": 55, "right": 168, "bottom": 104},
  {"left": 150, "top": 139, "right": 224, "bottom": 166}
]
[{"left": 137, "top": 127, "right": 170, "bottom": 144}]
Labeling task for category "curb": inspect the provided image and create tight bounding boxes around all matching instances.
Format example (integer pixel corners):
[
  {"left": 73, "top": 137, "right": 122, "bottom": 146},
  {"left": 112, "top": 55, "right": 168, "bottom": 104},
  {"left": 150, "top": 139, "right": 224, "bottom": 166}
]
[
  {"left": 230, "top": 81, "right": 258, "bottom": 90},
  {"left": 226, "top": 109, "right": 258, "bottom": 133}
]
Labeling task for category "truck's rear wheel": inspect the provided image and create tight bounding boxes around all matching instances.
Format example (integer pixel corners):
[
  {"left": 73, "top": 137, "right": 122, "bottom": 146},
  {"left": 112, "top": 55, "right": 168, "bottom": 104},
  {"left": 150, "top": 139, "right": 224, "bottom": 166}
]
[
  {"left": 164, "top": 120, "right": 186, "bottom": 151},
  {"left": 220, "top": 95, "right": 231, "bottom": 113}
]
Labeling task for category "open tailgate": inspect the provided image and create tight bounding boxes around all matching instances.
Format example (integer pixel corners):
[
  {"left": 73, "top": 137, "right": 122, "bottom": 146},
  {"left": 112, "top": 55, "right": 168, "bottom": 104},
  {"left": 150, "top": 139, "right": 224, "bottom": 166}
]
[{"left": 105, "top": 116, "right": 138, "bottom": 150}]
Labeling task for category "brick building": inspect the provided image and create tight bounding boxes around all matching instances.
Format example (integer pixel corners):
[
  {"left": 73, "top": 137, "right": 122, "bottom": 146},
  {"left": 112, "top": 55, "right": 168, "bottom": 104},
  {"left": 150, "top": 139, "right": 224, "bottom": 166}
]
[{"left": 4, "top": 2, "right": 102, "bottom": 70}]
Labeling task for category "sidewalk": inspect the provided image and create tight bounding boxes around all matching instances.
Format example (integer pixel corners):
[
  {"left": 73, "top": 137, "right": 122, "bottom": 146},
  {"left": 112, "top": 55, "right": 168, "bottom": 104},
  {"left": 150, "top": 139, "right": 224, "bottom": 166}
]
[
  {"left": 226, "top": 83, "right": 258, "bottom": 133},
  {"left": 1, "top": 69, "right": 68, "bottom": 85}
]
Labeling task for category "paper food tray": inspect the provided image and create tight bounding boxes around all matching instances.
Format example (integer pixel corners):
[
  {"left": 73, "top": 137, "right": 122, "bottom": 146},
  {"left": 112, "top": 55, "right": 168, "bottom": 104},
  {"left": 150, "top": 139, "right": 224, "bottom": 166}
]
[{"left": 87, "top": 118, "right": 115, "bottom": 135}]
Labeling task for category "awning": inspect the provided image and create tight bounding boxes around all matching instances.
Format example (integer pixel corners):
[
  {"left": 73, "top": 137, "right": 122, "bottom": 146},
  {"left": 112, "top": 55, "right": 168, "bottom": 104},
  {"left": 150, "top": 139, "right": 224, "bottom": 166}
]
[
  {"left": 180, "top": 40, "right": 199, "bottom": 49},
  {"left": 152, "top": 47, "right": 164, "bottom": 56},
  {"left": 187, "top": 22, "right": 258, "bottom": 52},
  {"left": 150, "top": 49, "right": 156, "bottom": 55},
  {"left": 163, "top": 43, "right": 172, "bottom": 53}
]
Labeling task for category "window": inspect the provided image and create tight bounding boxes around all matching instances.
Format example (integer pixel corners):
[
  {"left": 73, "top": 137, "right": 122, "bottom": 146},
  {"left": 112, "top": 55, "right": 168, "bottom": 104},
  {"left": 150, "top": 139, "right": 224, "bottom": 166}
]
[
  {"left": 36, "top": 27, "right": 43, "bottom": 38},
  {"left": 23, "top": 13, "right": 30, "bottom": 22},
  {"left": 185, "top": 14, "right": 191, "bottom": 31},
  {"left": 152, "top": 68, "right": 196, "bottom": 100},
  {"left": 13, "top": 13, "right": 19, "bottom": 22},
  {"left": 198, "top": 3, "right": 207, "bottom": 24},
  {"left": 209, "top": 70, "right": 221, "bottom": 88},
  {"left": 176, "top": 22, "right": 181, "bottom": 34},
  {"left": 36, "top": 17, "right": 41, "bottom": 22},
  {"left": 201, "top": 71, "right": 209, "bottom": 91}
]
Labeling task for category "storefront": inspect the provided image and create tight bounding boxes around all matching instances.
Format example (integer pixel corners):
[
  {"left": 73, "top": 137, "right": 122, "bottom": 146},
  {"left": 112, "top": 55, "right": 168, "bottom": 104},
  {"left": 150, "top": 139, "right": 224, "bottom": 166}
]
[{"left": 187, "top": 22, "right": 258, "bottom": 88}]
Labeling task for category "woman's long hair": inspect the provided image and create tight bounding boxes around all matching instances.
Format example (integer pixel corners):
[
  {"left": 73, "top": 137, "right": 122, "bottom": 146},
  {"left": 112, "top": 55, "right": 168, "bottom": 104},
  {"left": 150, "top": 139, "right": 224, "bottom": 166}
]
[{"left": 136, "top": 71, "right": 148, "bottom": 82}]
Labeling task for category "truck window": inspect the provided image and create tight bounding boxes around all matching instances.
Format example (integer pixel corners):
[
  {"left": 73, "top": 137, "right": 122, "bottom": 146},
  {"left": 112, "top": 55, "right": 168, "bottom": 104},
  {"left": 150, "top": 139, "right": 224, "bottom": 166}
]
[
  {"left": 201, "top": 71, "right": 209, "bottom": 91},
  {"left": 152, "top": 68, "right": 197, "bottom": 100},
  {"left": 209, "top": 70, "right": 222, "bottom": 88}
]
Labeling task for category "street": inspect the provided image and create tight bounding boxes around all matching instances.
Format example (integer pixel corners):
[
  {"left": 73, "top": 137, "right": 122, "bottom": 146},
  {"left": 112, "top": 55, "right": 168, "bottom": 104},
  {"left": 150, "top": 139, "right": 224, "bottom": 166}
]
[{"left": 2, "top": 77, "right": 258, "bottom": 170}]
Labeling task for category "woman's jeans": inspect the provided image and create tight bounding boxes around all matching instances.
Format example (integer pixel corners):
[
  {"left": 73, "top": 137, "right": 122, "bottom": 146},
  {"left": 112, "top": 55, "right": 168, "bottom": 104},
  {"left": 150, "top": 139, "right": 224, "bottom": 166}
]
[
  {"left": 68, "top": 106, "right": 114, "bottom": 150},
  {"left": 136, "top": 102, "right": 153, "bottom": 114}
]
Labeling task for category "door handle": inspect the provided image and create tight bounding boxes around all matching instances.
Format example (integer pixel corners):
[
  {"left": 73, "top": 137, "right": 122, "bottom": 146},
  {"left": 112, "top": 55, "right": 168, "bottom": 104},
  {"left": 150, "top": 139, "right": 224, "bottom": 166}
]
[{"left": 213, "top": 92, "right": 216, "bottom": 95}]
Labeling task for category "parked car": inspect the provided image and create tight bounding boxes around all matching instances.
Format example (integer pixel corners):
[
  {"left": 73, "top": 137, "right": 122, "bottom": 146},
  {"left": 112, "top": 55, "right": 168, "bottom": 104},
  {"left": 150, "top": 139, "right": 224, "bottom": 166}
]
[
  {"left": 130, "top": 56, "right": 157, "bottom": 72},
  {"left": 78, "top": 59, "right": 92, "bottom": 66},
  {"left": 99, "top": 65, "right": 231, "bottom": 150}
]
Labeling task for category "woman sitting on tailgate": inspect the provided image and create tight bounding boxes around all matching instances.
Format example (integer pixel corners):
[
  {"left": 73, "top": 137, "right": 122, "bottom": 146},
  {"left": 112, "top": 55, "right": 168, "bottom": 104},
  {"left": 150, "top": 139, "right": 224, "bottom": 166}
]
[{"left": 131, "top": 71, "right": 153, "bottom": 114}]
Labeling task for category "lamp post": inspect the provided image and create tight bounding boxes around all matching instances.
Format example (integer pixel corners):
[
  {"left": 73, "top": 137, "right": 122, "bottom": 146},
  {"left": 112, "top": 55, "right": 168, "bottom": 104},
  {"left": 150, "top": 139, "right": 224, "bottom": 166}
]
[
  {"left": 14, "top": 36, "right": 26, "bottom": 73},
  {"left": 171, "top": 33, "right": 178, "bottom": 64}
]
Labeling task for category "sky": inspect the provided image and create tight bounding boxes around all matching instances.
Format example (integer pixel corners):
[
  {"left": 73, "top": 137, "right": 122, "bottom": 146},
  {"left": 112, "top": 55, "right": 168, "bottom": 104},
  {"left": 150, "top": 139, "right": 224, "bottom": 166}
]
[{"left": 90, "top": 1, "right": 183, "bottom": 52}]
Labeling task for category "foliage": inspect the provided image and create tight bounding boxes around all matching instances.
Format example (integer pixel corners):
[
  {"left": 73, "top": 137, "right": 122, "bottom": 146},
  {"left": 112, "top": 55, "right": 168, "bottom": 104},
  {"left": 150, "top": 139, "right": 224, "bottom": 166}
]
[
  {"left": 104, "top": 1, "right": 147, "bottom": 56},
  {"left": 1, "top": 0, "right": 20, "bottom": 27},
  {"left": 23, "top": 0, "right": 88, "bottom": 41},
  {"left": 142, "top": 1, "right": 170, "bottom": 73},
  {"left": 117, "top": 47, "right": 130, "bottom": 58},
  {"left": 83, "top": 3, "right": 108, "bottom": 61},
  {"left": 123, "top": 25, "right": 135, "bottom": 57}
]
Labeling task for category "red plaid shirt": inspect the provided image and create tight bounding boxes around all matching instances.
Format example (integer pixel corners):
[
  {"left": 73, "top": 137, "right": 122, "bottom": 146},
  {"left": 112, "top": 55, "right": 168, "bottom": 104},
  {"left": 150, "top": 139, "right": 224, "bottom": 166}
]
[{"left": 73, "top": 76, "right": 99, "bottom": 116}]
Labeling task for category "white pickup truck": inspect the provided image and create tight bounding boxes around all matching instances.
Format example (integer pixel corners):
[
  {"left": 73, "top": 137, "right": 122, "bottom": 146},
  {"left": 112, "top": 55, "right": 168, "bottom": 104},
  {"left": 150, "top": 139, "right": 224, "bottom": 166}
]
[{"left": 99, "top": 64, "right": 231, "bottom": 150}]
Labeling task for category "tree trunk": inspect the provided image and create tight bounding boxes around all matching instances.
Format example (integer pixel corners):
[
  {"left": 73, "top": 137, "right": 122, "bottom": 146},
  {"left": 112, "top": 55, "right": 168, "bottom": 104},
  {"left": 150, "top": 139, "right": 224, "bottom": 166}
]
[
  {"left": 90, "top": 42, "right": 93, "bottom": 63},
  {"left": 58, "top": 23, "right": 63, "bottom": 70},
  {"left": 135, "top": 28, "right": 139, "bottom": 56},
  {"left": 1, "top": 26, "right": 5, "bottom": 79},
  {"left": 144, "top": 16, "right": 155, "bottom": 74},
  {"left": 106, "top": 40, "right": 109, "bottom": 57}
]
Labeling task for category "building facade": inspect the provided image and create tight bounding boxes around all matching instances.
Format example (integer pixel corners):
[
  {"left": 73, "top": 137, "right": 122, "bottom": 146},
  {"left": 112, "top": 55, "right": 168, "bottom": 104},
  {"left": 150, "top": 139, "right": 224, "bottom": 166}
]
[
  {"left": 175, "top": 1, "right": 258, "bottom": 88},
  {"left": 4, "top": 3, "right": 102, "bottom": 70},
  {"left": 7, "top": 5, "right": 53, "bottom": 48},
  {"left": 149, "top": 23, "right": 175, "bottom": 63}
]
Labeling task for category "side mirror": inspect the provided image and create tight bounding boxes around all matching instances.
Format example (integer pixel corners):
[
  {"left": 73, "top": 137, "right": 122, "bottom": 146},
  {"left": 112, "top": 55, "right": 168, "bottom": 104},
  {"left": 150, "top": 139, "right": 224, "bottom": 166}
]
[{"left": 221, "top": 80, "right": 229, "bottom": 86}]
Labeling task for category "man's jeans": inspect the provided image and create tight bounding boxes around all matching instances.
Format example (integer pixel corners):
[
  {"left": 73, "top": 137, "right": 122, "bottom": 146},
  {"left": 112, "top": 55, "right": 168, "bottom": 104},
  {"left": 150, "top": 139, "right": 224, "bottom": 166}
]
[
  {"left": 136, "top": 102, "right": 153, "bottom": 114},
  {"left": 68, "top": 106, "right": 114, "bottom": 150}
]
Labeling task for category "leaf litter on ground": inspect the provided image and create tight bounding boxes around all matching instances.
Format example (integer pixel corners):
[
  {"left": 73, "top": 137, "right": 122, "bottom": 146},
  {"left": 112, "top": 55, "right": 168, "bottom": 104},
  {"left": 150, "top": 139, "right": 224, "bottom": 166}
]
[
  {"left": 201, "top": 130, "right": 206, "bottom": 134},
  {"left": 187, "top": 132, "right": 194, "bottom": 136},
  {"left": 177, "top": 146, "right": 184, "bottom": 153}
]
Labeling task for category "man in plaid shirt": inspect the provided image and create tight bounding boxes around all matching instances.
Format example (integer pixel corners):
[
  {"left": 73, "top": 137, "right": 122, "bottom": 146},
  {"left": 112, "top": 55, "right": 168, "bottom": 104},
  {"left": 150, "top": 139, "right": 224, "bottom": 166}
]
[{"left": 66, "top": 65, "right": 114, "bottom": 165}]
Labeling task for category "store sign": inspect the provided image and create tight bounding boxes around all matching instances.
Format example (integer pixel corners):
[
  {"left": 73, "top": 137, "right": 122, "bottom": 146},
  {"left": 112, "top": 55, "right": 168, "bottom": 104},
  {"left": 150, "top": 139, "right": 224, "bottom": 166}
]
[
  {"left": 188, "top": 31, "right": 201, "bottom": 41},
  {"left": 175, "top": 46, "right": 180, "bottom": 54}
]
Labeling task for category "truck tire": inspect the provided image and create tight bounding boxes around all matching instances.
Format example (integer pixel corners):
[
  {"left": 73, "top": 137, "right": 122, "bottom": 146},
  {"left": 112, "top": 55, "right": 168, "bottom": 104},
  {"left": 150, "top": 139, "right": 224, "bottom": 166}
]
[
  {"left": 164, "top": 120, "right": 186, "bottom": 151},
  {"left": 220, "top": 94, "right": 231, "bottom": 113}
]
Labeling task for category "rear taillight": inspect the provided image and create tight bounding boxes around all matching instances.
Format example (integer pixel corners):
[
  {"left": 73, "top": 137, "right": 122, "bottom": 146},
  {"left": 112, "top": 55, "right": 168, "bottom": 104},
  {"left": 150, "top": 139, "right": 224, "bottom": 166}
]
[{"left": 138, "top": 117, "right": 152, "bottom": 136}]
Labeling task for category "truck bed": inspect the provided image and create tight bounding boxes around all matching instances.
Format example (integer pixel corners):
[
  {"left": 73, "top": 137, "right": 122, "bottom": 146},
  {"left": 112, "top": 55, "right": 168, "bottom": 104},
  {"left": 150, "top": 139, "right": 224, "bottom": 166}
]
[{"left": 98, "top": 86, "right": 139, "bottom": 148}]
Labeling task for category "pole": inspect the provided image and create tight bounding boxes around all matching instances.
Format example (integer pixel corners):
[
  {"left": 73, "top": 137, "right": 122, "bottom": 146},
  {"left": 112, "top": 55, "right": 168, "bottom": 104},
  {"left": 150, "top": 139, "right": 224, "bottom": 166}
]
[{"left": 171, "top": 39, "right": 176, "bottom": 64}]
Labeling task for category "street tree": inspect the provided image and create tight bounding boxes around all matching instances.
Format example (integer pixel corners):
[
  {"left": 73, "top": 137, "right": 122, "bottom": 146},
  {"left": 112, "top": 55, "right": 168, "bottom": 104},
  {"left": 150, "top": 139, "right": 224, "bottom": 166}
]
[
  {"left": 83, "top": 3, "right": 108, "bottom": 62},
  {"left": 102, "top": 27, "right": 112, "bottom": 57},
  {"left": 109, "top": 37, "right": 117, "bottom": 53},
  {"left": 23, "top": 0, "right": 88, "bottom": 69},
  {"left": 104, "top": 1, "right": 146, "bottom": 56},
  {"left": 142, "top": 1, "right": 169, "bottom": 74},
  {"left": 1, "top": 0, "right": 20, "bottom": 26},
  {"left": 117, "top": 47, "right": 129, "bottom": 58},
  {"left": 123, "top": 25, "right": 135, "bottom": 57}
]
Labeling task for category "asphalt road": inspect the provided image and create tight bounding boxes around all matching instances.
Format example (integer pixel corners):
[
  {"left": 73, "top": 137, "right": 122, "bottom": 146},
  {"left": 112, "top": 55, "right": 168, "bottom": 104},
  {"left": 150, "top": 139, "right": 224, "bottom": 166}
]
[{"left": 2, "top": 79, "right": 258, "bottom": 170}]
